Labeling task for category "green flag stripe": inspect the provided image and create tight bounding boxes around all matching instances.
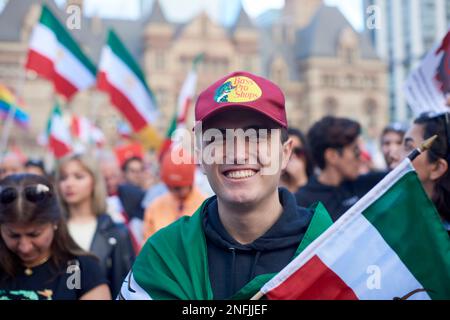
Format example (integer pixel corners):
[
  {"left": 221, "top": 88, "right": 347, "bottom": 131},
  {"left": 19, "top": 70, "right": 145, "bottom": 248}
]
[
  {"left": 363, "top": 172, "right": 450, "bottom": 299},
  {"left": 165, "top": 115, "right": 177, "bottom": 139},
  {"left": 106, "top": 30, "right": 156, "bottom": 101},
  {"left": 40, "top": 5, "right": 96, "bottom": 75}
]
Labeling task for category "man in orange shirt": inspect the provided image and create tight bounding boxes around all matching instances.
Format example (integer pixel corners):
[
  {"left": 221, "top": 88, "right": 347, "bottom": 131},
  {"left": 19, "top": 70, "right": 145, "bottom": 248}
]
[{"left": 143, "top": 149, "right": 207, "bottom": 240}]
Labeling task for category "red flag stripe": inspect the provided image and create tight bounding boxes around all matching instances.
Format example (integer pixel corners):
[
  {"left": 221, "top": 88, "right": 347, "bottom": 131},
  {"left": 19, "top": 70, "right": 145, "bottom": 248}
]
[
  {"left": 266, "top": 255, "right": 358, "bottom": 300},
  {"left": 97, "top": 72, "right": 148, "bottom": 132},
  {"left": 25, "top": 50, "right": 78, "bottom": 100},
  {"left": 49, "top": 135, "right": 71, "bottom": 159}
]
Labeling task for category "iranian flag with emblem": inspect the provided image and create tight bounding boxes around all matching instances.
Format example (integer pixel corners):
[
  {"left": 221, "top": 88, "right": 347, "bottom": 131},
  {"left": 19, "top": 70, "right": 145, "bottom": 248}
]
[
  {"left": 25, "top": 5, "right": 96, "bottom": 100},
  {"left": 98, "top": 30, "right": 161, "bottom": 150}
]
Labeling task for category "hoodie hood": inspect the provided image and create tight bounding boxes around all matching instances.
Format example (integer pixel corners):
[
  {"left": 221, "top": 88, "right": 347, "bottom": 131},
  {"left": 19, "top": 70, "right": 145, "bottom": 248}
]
[
  {"left": 203, "top": 188, "right": 313, "bottom": 299},
  {"left": 204, "top": 188, "right": 312, "bottom": 252}
]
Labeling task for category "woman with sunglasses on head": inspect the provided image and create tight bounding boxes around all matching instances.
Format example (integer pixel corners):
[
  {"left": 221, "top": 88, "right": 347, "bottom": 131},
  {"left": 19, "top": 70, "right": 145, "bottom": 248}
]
[
  {"left": 279, "top": 128, "right": 314, "bottom": 193},
  {"left": 56, "top": 154, "right": 135, "bottom": 298},
  {"left": 0, "top": 174, "right": 111, "bottom": 300},
  {"left": 402, "top": 112, "right": 450, "bottom": 235}
]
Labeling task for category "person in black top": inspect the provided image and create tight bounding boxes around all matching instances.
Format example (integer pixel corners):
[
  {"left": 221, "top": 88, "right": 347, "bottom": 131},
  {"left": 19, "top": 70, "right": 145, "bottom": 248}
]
[
  {"left": 56, "top": 153, "right": 135, "bottom": 297},
  {"left": 295, "top": 116, "right": 386, "bottom": 221},
  {"left": 401, "top": 112, "right": 450, "bottom": 236},
  {"left": 0, "top": 174, "right": 110, "bottom": 300}
]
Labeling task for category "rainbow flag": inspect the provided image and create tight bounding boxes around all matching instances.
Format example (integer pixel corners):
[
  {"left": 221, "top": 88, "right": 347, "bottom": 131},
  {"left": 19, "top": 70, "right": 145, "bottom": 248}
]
[{"left": 0, "top": 85, "right": 30, "bottom": 128}]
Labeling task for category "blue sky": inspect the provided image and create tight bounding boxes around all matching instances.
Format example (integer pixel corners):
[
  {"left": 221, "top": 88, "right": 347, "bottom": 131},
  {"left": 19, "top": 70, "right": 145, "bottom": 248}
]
[{"left": 0, "top": 0, "right": 364, "bottom": 31}]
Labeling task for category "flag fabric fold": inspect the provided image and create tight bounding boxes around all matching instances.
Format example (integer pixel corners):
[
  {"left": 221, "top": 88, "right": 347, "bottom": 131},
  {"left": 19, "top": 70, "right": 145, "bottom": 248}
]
[
  {"left": 0, "top": 85, "right": 30, "bottom": 128},
  {"left": 46, "top": 103, "right": 72, "bottom": 158},
  {"left": 25, "top": 5, "right": 96, "bottom": 100},
  {"left": 159, "top": 54, "right": 203, "bottom": 157},
  {"left": 98, "top": 30, "right": 161, "bottom": 149},
  {"left": 260, "top": 159, "right": 450, "bottom": 300}
]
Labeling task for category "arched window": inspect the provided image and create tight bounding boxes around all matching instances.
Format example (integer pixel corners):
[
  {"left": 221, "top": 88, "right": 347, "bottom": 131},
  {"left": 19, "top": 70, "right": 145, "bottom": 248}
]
[
  {"left": 324, "top": 97, "right": 338, "bottom": 116},
  {"left": 365, "top": 99, "right": 377, "bottom": 128}
]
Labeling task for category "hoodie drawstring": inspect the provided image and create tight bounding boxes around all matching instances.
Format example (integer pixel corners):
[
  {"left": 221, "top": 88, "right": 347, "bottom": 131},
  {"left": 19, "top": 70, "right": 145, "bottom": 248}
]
[
  {"left": 229, "top": 247, "right": 236, "bottom": 294},
  {"left": 249, "top": 251, "right": 261, "bottom": 280}
]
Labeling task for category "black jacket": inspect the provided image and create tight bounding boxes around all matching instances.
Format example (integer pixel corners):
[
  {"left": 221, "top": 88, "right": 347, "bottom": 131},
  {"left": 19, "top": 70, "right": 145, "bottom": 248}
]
[
  {"left": 117, "top": 183, "right": 145, "bottom": 220},
  {"left": 295, "top": 172, "right": 386, "bottom": 221},
  {"left": 90, "top": 214, "right": 136, "bottom": 297},
  {"left": 203, "top": 188, "right": 314, "bottom": 299}
]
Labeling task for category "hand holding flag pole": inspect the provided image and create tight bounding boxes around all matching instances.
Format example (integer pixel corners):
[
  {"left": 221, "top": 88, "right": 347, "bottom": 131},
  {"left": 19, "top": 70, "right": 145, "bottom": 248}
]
[{"left": 250, "top": 135, "right": 440, "bottom": 301}]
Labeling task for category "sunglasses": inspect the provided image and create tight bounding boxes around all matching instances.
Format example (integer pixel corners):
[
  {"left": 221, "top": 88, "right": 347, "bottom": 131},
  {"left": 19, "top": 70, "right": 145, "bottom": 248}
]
[
  {"left": 0, "top": 184, "right": 52, "bottom": 205},
  {"left": 292, "top": 147, "right": 305, "bottom": 158}
]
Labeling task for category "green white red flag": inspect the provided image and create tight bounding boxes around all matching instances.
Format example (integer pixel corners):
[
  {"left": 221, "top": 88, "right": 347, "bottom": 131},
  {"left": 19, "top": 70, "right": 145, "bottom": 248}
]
[
  {"left": 259, "top": 158, "right": 450, "bottom": 300},
  {"left": 46, "top": 103, "right": 72, "bottom": 158},
  {"left": 97, "top": 30, "right": 161, "bottom": 150},
  {"left": 159, "top": 54, "right": 203, "bottom": 158},
  {"left": 25, "top": 5, "right": 96, "bottom": 100}
]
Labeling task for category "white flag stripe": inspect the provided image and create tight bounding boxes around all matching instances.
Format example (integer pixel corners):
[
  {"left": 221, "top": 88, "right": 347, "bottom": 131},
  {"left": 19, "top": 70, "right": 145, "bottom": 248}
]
[
  {"left": 317, "top": 213, "right": 429, "bottom": 300},
  {"left": 51, "top": 114, "right": 71, "bottom": 145},
  {"left": 99, "top": 46, "right": 159, "bottom": 124},
  {"left": 118, "top": 271, "right": 152, "bottom": 300},
  {"left": 29, "top": 24, "right": 95, "bottom": 90},
  {"left": 177, "top": 70, "right": 197, "bottom": 116},
  {"left": 261, "top": 159, "right": 416, "bottom": 295}
]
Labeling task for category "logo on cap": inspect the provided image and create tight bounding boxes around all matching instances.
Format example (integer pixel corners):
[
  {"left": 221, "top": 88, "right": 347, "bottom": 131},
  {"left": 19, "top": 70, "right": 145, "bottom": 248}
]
[{"left": 214, "top": 76, "right": 262, "bottom": 103}]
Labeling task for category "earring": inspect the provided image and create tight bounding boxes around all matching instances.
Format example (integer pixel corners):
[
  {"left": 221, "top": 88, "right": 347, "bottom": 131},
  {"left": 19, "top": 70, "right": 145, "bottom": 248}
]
[{"left": 53, "top": 225, "right": 58, "bottom": 230}]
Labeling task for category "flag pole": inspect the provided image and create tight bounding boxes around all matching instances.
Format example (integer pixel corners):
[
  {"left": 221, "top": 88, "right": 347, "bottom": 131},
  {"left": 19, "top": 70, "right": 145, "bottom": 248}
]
[
  {"left": 0, "top": 96, "right": 17, "bottom": 162},
  {"left": 408, "top": 135, "right": 438, "bottom": 161},
  {"left": 0, "top": 53, "right": 28, "bottom": 162},
  {"left": 250, "top": 291, "right": 264, "bottom": 301}
]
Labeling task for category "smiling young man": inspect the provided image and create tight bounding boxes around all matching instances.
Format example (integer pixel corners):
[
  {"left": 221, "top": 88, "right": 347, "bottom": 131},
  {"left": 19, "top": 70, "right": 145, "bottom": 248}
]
[{"left": 118, "top": 71, "right": 332, "bottom": 300}]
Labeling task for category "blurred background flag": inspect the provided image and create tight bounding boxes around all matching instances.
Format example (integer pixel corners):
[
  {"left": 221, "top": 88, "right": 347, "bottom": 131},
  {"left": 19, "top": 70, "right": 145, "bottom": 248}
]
[
  {"left": 404, "top": 27, "right": 450, "bottom": 116},
  {"left": 25, "top": 4, "right": 97, "bottom": 100},
  {"left": 71, "top": 115, "right": 106, "bottom": 152},
  {"left": 98, "top": 29, "right": 161, "bottom": 150},
  {"left": 44, "top": 103, "right": 72, "bottom": 158},
  {"left": 159, "top": 53, "right": 203, "bottom": 158},
  {"left": 0, "top": 84, "right": 29, "bottom": 129}
]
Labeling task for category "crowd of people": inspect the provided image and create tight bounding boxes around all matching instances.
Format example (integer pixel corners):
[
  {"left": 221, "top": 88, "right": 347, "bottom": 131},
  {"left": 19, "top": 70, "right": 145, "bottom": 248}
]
[{"left": 0, "top": 71, "right": 449, "bottom": 300}]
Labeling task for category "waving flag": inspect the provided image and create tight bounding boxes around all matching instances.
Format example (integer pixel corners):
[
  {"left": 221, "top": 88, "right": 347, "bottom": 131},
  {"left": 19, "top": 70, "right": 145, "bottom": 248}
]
[
  {"left": 404, "top": 27, "right": 450, "bottom": 115},
  {"left": 98, "top": 30, "right": 161, "bottom": 149},
  {"left": 159, "top": 54, "right": 203, "bottom": 158},
  {"left": 25, "top": 5, "right": 96, "bottom": 100},
  {"left": 43, "top": 103, "right": 72, "bottom": 158},
  {"left": 71, "top": 115, "right": 105, "bottom": 149},
  {"left": 257, "top": 159, "right": 450, "bottom": 300},
  {"left": 0, "top": 85, "right": 29, "bottom": 128}
]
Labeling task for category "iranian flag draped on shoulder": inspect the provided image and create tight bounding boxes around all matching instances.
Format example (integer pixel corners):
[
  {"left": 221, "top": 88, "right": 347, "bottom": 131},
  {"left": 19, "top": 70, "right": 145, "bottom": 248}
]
[{"left": 119, "top": 156, "right": 450, "bottom": 300}]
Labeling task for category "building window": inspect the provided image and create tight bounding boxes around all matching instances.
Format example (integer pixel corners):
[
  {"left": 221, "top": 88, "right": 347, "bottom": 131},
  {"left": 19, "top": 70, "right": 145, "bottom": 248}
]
[
  {"left": 345, "top": 48, "right": 355, "bottom": 64},
  {"left": 324, "top": 97, "right": 338, "bottom": 116},
  {"left": 155, "top": 52, "right": 165, "bottom": 71},
  {"left": 365, "top": 99, "right": 377, "bottom": 128},
  {"left": 155, "top": 89, "right": 167, "bottom": 108},
  {"left": 242, "top": 56, "right": 253, "bottom": 72}
]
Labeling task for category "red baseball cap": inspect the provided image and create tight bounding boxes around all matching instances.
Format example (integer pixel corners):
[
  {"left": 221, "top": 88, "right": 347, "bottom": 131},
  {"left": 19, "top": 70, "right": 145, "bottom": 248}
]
[
  {"left": 195, "top": 71, "right": 287, "bottom": 128},
  {"left": 160, "top": 149, "right": 196, "bottom": 188}
]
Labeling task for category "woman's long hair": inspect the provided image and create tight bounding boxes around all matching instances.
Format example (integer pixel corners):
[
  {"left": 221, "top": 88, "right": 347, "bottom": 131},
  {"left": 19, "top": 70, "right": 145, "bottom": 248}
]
[
  {"left": 55, "top": 153, "right": 107, "bottom": 218},
  {"left": 0, "top": 174, "right": 89, "bottom": 280},
  {"left": 414, "top": 113, "right": 450, "bottom": 221}
]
